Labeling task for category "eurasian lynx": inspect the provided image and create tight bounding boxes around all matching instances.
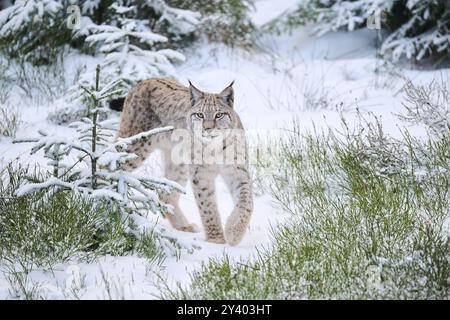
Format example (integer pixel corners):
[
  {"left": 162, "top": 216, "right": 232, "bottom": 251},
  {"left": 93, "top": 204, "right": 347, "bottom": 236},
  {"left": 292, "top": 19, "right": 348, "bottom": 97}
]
[{"left": 112, "top": 77, "right": 253, "bottom": 245}]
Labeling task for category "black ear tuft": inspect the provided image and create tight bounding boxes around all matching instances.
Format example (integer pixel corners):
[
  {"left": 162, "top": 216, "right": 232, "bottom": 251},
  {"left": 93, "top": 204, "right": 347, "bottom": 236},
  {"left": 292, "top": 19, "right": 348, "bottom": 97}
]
[
  {"left": 189, "top": 80, "right": 204, "bottom": 107},
  {"left": 219, "top": 81, "right": 234, "bottom": 108}
]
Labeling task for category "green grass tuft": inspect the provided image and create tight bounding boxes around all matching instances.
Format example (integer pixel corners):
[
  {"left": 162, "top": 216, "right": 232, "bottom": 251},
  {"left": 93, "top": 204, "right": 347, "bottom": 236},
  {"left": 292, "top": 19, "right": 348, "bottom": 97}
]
[
  {"left": 163, "top": 114, "right": 450, "bottom": 299},
  {"left": 0, "top": 164, "right": 165, "bottom": 273}
]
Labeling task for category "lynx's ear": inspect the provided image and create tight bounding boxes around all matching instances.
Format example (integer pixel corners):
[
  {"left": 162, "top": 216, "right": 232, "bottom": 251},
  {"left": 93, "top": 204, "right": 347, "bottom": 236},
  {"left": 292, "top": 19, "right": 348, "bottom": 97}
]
[
  {"left": 189, "top": 80, "right": 204, "bottom": 107},
  {"left": 219, "top": 80, "right": 234, "bottom": 108}
]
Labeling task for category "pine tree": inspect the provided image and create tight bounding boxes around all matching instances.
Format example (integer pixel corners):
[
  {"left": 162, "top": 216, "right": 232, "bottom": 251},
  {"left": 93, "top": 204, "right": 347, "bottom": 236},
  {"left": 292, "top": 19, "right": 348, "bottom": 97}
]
[
  {"left": 83, "top": 3, "right": 189, "bottom": 86},
  {"left": 0, "top": 0, "right": 68, "bottom": 64},
  {"left": 381, "top": 0, "right": 450, "bottom": 63},
  {"left": 0, "top": 0, "right": 200, "bottom": 68},
  {"left": 169, "top": 0, "right": 256, "bottom": 47},
  {"left": 14, "top": 65, "right": 182, "bottom": 217},
  {"left": 266, "top": 0, "right": 450, "bottom": 65}
]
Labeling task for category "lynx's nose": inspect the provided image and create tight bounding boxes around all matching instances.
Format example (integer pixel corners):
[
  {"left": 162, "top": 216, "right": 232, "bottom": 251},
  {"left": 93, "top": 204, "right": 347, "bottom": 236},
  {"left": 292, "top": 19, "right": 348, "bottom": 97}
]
[{"left": 203, "top": 120, "right": 215, "bottom": 130}]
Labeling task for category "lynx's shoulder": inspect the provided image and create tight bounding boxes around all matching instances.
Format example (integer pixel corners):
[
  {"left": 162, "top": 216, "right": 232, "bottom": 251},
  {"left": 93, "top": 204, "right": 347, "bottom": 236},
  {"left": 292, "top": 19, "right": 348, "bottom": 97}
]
[{"left": 117, "top": 77, "right": 192, "bottom": 138}]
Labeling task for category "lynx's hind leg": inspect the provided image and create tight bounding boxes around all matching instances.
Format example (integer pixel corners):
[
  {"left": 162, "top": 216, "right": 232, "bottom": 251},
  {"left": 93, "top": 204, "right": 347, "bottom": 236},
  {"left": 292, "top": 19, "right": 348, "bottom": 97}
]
[
  {"left": 161, "top": 148, "right": 199, "bottom": 233},
  {"left": 114, "top": 90, "right": 163, "bottom": 170},
  {"left": 121, "top": 137, "right": 157, "bottom": 171}
]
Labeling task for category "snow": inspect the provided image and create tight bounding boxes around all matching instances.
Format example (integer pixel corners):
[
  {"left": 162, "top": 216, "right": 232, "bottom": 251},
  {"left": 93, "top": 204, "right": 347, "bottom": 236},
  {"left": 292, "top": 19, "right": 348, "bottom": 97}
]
[
  {"left": 251, "top": 0, "right": 299, "bottom": 26},
  {"left": 0, "top": 0, "right": 449, "bottom": 299}
]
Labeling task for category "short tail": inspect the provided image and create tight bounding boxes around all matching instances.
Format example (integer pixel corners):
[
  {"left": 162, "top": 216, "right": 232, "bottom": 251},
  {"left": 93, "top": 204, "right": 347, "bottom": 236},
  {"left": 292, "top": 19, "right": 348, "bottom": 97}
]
[{"left": 109, "top": 97, "right": 125, "bottom": 112}]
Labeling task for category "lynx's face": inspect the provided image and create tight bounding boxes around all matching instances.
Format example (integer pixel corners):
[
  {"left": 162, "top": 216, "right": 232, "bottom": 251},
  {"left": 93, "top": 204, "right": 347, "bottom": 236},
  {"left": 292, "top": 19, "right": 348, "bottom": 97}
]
[{"left": 188, "top": 81, "right": 237, "bottom": 140}]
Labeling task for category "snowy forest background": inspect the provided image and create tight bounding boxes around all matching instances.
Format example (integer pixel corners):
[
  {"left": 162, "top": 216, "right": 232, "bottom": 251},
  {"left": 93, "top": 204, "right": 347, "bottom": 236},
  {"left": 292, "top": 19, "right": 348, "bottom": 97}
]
[{"left": 0, "top": 0, "right": 449, "bottom": 299}]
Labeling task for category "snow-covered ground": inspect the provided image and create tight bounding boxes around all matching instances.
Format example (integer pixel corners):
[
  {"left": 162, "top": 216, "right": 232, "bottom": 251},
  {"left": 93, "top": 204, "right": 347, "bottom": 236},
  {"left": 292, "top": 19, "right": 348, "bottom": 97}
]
[{"left": 0, "top": 1, "right": 448, "bottom": 299}]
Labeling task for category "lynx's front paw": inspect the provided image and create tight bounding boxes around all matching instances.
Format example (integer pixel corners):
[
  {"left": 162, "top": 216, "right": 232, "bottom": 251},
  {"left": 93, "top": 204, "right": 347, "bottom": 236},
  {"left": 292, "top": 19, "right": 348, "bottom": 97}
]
[
  {"left": 179, "top": 223, "right": 200, "bottom": 233},
  {"left": 206, "top": 236, "right": 226, "bottom": 244},
  {"left": 224, "top": 211, "right": 248, "bottom": 246}
]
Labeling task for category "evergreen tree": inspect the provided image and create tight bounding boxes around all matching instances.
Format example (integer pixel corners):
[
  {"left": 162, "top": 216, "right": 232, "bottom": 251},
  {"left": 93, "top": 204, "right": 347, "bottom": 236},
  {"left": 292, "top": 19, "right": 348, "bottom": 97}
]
[
  {"left": 0, "top": 0, "right": 68, "bottom": 64},
  {"left": 266, "top": 0, "right": 450, "bottom": 65},
  {"left": 169, "top": 0, "right": 256, "bottom": 47},
  {"left": 83, "top": 2, "right": 191, "bottom": 86},
  {"left": 0, "top": 0, "right": 199, "bottom": 69},
  {"left": 381, "top": 0, "right": 450, "bottom": 63},
  {"left": 14, "top": 65, "right": 182, "bottom": 217}
]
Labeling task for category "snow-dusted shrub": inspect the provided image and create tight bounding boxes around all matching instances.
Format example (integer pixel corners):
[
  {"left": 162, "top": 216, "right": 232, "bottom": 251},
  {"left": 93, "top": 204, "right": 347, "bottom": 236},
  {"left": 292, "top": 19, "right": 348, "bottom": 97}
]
[
  {"left": 0, "top": 164, "right": 142, "bottom": 269},
  {"left": 334, "top": 111, "right": 409, "bottom": 178},
  {"left": 266, "top": 0, "right": 450, "bottom": 65},
  {"left": 47, "top": 104, "right": 109, "bottom": 126},
  {"left": 0, "top": 59, "right": 11, "bottom": 103},
  {"left": 169, "top": 0, "right": 256, "bottom": 47},
  {"left": 0, "top": 104, "right": 21, "bottom": 138},
  {"left": 398, "top": 78, "right": 450, "bottom": 136},
  {"left": 12, "top": 54, "right": 67, "bottom": 105},
  {"left": 0, "top": 178, "right": 118, "bottom": 266}
]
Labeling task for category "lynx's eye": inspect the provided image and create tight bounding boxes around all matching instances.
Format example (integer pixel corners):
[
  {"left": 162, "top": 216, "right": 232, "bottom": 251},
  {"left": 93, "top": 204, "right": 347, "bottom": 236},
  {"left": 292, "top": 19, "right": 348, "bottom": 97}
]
[
  {"left": 215, "top": 113, "right": 225, "bottom": 119},
  {"left": 194, "top": 113, "right": 204, "bottom": 119}
]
